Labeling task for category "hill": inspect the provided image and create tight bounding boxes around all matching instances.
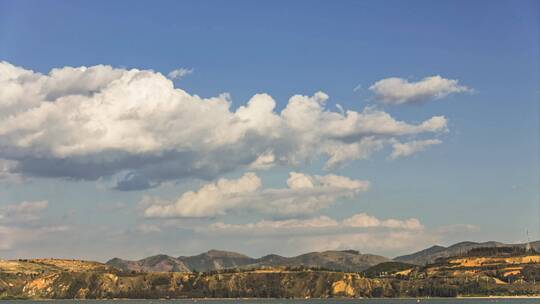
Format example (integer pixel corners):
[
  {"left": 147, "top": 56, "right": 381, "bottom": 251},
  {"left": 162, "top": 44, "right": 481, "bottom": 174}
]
[
  {"left": 394, "top": 241, "right": 540, "bottom": 265},
  {"left": 107, "top": 249, "right": 388, "bottom": 273},
  {"left": 252, "top": 250, "right": 388, "bottom": 272},
  {"left": 362, "top": 261, "right": 416, "bottom": 278},
  {"left": 179, "top": 249, "right": 254, "bottom": 271},
  {"left": 107, "top": 254, "right": 190, "bottom": 272},
  {"left": 3, "top": 250, "right": 540, "bottom": 299},
  {"left": 0, "top": 258, "right": 390, "bottom": 299}
]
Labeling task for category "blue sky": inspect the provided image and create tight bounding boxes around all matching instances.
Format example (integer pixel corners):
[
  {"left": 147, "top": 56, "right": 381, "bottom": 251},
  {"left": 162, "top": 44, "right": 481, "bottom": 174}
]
[{"left": 0, "top": 0, "right": 538, "bottom": 261}]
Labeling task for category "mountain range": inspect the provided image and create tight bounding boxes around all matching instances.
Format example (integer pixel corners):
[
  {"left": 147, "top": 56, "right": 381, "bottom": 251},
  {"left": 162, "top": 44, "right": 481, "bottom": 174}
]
[
  {"left": 107, "top": 240, "right": 540, "bottom": 273},
  {"left": 394, "top": 240, "right": 540, "bottom": 265},
  {"left": 107, "top": 249, "right": 389, "bottom": 273},
  {"left": 3, "top": 240, "right": 540, "bottom": 299}
]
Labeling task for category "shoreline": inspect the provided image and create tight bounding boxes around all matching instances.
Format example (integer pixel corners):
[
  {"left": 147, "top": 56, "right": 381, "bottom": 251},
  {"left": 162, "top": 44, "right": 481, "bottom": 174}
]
[
  {"left": 6, "top": 296, "right": 540, "bottom": 301},
  {"left": 457, "top": 295, "right": 540, "bottom": 299}
]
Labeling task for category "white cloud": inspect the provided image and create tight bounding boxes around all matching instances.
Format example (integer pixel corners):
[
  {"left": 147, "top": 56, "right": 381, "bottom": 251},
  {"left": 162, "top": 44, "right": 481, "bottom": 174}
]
[
  {"left": 370, "top": 75, "right": 471, "bottom": 105},
  {"left": 0, "top": 61, "right": 447, "bottom": 189},
  {"left": 167, "top": 68, "right": 193, "bottom": 80},
  {"left": 209, "top": 216, "right": 340, "bottom": 232},
  {"left": 127, "top": 214, "right": 477, "bottom": 257},
  {"left": 286, "top": 230, "right": 435, "bottom": 256},
  {"left": 342, "top": 213, "right": 423, "bottom": 229},
  {"left": 143, "top": 172, "right": 369, "bottom": 218},
  {"left": 208, "top": 213, "right": 422, "bottom": 234},
  {"left": 143, "top": 172, "right": 262, "bottom": 218},
  {"left": 389, "top": 139, "right": 442, "bottom": 159},
  {"left": 191, "top": 213, "right": 430, "bottom": 256},
  {"left": 248, "top": 151, "right": 276, "bottom": 170}
]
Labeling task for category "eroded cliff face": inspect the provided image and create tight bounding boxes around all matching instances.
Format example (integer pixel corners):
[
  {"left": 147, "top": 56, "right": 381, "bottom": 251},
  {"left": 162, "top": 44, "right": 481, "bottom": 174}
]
[{"left": 2, "top": 257, "right": 540, "bottom": 299}]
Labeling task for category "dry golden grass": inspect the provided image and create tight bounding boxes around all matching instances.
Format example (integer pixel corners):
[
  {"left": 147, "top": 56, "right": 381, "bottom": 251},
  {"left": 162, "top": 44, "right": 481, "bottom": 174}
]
[
  {"left": 448, "top": 255, "right": 540, "bottom": 268},
  {"left": 0, "top": 258, "right": 113, "bottom": 274}
]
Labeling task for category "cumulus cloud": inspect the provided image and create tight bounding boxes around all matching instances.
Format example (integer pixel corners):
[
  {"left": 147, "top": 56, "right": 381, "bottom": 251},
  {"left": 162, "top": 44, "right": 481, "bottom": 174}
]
[
  {"left": 342, "top": 213, "right": 423, "bottom": 229},
  {"left": 143, "top": 172, "right": 262, "bottom": 218},
  {"left": 167, "top": 68, "right": 193, "bottom": 80},
  {"left": 152, "top": 212, "right": 432, "bottom": 256},
  {"left": 0, "top": 61, "right": 447, "bottom": 190},
  {"left": 248, "top": 151, "right": 276, "bottom": 170},
  {"left": 208, "top": 212, "right": 423, "bottom": 234},
  {"left": 209, "top": 216, "right": 340, "bottom": 232},
  {"left": 285, "top": 230, "right": 436, "bottom": 256},
  {"left": 370, "top": 75, "right": 471, "bottom": 105},
  {"left": 389, "top": 139, "right": 442, "bottom": 159},
  {"left": 124, "top": 212, "right": 477, "bottom": 257},
  {"left": 143, "top": 172, "right": 369, "bottom": 218}
]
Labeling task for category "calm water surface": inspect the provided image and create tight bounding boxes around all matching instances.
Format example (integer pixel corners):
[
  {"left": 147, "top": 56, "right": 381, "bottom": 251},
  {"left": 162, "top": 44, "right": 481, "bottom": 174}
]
[{"left": 1, "top": 299, "right": 538, "bottom": 304}]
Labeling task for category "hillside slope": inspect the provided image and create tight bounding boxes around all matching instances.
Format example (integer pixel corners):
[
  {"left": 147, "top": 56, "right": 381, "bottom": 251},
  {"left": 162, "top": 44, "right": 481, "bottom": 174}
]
[
  {"left": 253, "top": 250, "right": 388, "bottom": 272},
  {"left": 394, "top": 241, "right": 540, "bottom": 265},
  {"left": 107, "top": 254, "right": 190, "bottom": 272},
  {"left": 3, "top": 252, "right": 540, "bottom": 299},
  {"left": 107, "top": 249, "right": 388, "bottom": 273},
  {"left": 0, "top": 258, "right": 391, "bottom": 299}
]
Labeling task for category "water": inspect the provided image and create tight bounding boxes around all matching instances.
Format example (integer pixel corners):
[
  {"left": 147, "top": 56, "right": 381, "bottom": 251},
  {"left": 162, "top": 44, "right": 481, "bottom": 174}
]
[{"left": 0, "top": 299, "right": 538, "bottom": 304}]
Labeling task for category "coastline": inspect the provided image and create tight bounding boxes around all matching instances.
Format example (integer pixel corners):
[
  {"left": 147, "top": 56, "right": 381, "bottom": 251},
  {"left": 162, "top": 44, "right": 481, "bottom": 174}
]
[
  {"left": 5, "top": 296, "right": 540, "bottom": 301},
  {"left": 456, "top": 295, "right": 540, "bottom": 299}
]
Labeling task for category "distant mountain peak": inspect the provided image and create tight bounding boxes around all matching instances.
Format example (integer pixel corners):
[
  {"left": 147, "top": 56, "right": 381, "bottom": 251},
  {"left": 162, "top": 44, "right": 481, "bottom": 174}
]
[
  {"left": 108, "top": 249, "right": 387, "bottom": 273},
  {"left": 203, "top": 249, "right": 251, "bottom": 258},
  {"left": 107, "top": 241, "right": 540, "bottom": 274},
  {"left": 394, "top": 240, "right": 540, "bottom": 265}
]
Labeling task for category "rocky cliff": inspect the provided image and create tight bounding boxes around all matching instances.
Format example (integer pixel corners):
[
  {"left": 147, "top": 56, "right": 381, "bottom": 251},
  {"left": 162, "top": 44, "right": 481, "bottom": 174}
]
[
  {"left": 3, "top": 247, "right": 540, "bottom": 299},
  {"left": 0, "top": 259, "right": 390, "bottom": 299}
]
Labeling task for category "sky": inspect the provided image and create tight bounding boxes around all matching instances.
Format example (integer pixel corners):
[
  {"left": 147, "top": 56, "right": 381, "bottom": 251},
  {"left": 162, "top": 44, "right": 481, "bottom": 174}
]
[{"left": 0, "top": 0, "right": 538, "bottom": 262}]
